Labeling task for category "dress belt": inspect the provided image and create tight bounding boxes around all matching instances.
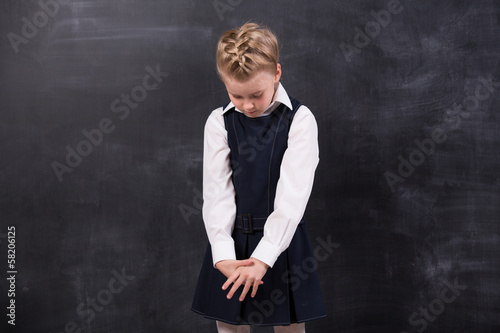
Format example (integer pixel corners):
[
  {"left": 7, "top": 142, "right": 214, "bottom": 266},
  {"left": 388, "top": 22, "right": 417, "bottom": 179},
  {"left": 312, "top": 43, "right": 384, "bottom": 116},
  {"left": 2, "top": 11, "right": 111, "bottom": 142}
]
[{"left": 234, "top": 214, "right": 305, "bottom": 234}]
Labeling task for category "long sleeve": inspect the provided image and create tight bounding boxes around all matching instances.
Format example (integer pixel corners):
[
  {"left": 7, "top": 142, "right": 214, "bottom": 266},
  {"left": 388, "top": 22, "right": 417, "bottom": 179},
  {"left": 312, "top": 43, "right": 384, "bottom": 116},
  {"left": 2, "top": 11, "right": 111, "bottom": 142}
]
[
  {"left": 250, "top": 105, "right": 319, "bottom": 267},
  {"left": 202, "top": 108, "right": 237, "bottom": 266}
]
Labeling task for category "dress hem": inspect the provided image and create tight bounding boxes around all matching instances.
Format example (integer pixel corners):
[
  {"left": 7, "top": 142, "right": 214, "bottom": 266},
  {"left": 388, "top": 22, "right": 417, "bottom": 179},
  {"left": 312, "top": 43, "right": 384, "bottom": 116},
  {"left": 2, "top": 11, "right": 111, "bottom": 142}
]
[{"left": 191, "top": 307, "right": 326, "bottom": 327}]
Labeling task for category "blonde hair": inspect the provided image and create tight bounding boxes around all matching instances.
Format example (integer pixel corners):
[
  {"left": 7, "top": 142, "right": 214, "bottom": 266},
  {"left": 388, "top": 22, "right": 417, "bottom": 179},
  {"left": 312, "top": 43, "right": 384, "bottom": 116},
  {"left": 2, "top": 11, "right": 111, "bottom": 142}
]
[{"left": 216, "top": 22, "right": 279, "bottom": 82}]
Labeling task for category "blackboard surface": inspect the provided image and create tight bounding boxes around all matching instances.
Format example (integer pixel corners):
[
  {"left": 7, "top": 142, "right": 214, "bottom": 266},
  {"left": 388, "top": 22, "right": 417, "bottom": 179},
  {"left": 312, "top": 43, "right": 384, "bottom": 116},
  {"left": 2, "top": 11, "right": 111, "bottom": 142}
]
[{"left": 1, "top": 1, "right": 499, "bottom": 332}]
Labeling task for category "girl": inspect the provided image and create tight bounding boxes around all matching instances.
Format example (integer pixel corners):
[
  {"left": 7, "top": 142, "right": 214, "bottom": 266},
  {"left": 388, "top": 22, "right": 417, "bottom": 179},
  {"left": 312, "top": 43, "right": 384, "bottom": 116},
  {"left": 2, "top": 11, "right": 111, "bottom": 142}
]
[{"left": 192, "top": 22, "right": 326, "bottom": 333}]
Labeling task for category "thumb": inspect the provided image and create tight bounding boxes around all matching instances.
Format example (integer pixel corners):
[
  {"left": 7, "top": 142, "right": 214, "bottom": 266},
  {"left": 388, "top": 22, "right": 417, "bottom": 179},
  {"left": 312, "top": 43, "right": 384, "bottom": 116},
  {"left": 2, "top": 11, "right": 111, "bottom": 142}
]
[{"left": 239, "top": 259, "right": 252, "bottom": 266}]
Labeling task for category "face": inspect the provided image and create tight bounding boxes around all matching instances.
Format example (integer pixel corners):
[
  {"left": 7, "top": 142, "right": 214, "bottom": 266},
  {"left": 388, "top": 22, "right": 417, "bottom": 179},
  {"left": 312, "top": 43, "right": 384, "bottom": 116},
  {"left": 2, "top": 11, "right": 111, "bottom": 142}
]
[{"left": 222, "top": 64, "right": 282, "bottom": 118}]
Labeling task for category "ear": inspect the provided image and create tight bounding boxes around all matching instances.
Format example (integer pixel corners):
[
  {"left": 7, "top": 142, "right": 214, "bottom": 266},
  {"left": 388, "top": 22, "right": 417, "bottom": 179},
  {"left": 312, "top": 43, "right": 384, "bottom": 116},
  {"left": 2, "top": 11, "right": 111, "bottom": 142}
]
[{"left": 273, "top": 63, "right": 282, "bottom": 83}]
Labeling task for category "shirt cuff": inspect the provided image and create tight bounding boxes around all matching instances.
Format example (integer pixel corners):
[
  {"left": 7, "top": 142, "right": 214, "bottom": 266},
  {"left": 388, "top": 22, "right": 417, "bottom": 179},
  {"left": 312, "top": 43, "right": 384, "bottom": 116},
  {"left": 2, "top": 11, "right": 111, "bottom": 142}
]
[
  {"left": 211, "top": 241, "right": 236, "bottom": 267},
  {"left": 250, "top": 239, "right": 282, "bottom": 268}
]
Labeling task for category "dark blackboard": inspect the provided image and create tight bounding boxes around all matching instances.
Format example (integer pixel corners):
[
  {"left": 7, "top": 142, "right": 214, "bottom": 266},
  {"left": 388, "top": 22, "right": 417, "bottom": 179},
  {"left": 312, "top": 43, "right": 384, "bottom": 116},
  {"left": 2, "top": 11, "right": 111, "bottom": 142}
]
[{"left": 1, "top": 0, "right": 499, "bottom": 332}]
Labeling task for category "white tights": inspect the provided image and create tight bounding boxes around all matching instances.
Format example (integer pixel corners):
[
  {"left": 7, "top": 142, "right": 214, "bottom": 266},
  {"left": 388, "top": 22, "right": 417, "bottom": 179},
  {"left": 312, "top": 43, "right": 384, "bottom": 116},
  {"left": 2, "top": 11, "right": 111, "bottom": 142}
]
[{"left": 216, "top": 321, "right": 305, "bottom": 333}]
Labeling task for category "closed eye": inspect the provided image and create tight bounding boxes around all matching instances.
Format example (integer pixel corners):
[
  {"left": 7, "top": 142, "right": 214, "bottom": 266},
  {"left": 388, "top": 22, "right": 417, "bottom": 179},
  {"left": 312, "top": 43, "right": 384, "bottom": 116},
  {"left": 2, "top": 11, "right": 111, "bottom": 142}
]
[{"left": 230, "top": 92, "right": 262, "bottom": 99}]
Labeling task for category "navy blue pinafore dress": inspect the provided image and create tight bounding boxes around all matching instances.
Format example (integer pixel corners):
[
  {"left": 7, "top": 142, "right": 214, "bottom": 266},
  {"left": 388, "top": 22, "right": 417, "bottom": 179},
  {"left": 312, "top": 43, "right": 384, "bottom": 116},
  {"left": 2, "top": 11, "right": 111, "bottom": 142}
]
[{"left": 192, "top": 99, "right": 326, "bottom": 326}]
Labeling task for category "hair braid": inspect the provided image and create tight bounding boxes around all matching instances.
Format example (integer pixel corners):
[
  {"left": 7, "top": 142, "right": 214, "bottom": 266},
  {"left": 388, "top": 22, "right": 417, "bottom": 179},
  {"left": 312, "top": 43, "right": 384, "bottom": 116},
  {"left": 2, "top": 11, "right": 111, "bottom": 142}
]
[{"left": 216, "top": 23, "right": 279, "bottom": 81}]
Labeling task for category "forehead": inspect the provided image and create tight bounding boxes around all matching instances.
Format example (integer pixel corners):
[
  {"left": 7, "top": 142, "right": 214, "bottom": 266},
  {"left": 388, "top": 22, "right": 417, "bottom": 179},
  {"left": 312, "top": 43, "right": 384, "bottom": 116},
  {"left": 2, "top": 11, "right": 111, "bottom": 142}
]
[{"left": 223, "top": 71, "right": 274, "bottom": 95}]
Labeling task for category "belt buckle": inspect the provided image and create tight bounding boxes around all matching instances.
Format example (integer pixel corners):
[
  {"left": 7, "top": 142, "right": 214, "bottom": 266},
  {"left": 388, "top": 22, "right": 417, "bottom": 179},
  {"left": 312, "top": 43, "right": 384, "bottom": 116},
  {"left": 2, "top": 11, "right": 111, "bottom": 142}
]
[{"left": 240, "top": 214, "right": 253, "bottom": 234}]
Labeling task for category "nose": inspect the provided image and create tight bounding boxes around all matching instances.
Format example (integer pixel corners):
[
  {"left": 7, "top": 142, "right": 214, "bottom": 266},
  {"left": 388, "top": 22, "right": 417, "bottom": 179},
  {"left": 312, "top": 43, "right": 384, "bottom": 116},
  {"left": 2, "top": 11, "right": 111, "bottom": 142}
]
[{"left": 243, "top": 100, "right": 254, "bottom": 111}]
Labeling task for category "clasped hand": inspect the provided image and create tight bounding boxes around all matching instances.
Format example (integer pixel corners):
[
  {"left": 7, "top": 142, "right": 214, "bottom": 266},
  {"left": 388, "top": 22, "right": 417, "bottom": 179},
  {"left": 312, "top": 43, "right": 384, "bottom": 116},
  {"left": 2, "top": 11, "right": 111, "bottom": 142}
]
[{"left": 215, "top": 257, "right": 269, "bottom": 301}]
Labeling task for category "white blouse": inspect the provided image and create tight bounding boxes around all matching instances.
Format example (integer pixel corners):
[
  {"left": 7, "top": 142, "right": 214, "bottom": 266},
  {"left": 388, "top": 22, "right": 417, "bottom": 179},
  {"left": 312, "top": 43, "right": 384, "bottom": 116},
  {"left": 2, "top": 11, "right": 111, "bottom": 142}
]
[{"left": 202, "top": 83, "right": 319, "bottom": 268}]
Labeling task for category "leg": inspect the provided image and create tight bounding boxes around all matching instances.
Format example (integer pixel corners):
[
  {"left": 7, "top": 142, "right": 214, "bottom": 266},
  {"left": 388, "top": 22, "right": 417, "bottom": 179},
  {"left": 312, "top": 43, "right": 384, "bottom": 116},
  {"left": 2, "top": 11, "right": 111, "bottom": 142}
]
[
  {"left": 216, "top": 321, "right": 251, "bottom": 333},
  {"left": 273, "top": 323, "right": 305, "bottom": 333}
]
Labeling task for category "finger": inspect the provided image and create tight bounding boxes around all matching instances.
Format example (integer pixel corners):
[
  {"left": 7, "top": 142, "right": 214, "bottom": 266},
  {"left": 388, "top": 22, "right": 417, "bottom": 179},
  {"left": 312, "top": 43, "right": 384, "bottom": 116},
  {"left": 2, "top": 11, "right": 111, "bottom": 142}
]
[
  {"left": 227, "top": 277, "right": 244, "bottom": 299},
  {"left": 239, "top": 281, "right": 252, "bottom": 302},
  {"left": 238, "top": 259, "right": 252, "bottom": 267},
  {"left": 222, "top": 271, "right": 239, "bottom": 291},
  {"left": 251, "top": 279, "right": 261, "bottom": 298}
]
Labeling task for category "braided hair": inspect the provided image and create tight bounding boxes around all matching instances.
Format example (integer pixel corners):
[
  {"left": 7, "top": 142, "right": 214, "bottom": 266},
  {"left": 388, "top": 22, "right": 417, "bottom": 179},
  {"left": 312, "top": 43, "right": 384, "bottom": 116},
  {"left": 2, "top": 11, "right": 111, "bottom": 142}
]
[{"left": 216, "top": 23, "right": 279, "bottom": 82}]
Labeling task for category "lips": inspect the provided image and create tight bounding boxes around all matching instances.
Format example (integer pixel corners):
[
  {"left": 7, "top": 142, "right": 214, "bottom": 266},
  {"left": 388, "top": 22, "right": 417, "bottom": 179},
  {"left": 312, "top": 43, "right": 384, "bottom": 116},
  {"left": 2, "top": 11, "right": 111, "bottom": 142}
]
[{"left": 244, "top": 110, "right": 258, "bottom": 116}]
